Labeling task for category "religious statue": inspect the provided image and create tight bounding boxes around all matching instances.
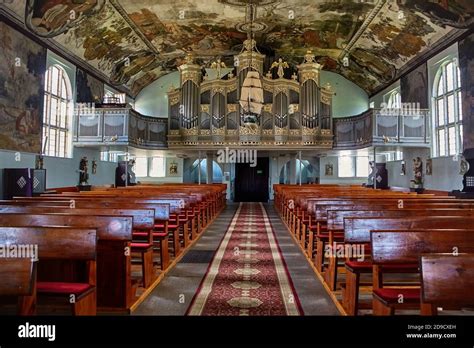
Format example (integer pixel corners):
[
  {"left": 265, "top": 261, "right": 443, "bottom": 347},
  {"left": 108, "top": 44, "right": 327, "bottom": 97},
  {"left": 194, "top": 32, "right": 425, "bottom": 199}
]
[
  {"left": 184, "top": 53, "right": 194, "bottom": 64},
  {"left": 92, "top": 160, "right": 97, "bottom": 175},
  {"left": 368, "top": 161, "right": 376, "bottom": 186},
  {"left": 35, "top": 155, "right": 44, "bottom": 170},
  {"left": 127, "top": 159, "right": 137, "bottom": 185},
  {"left": 79, "top": 157, "right": 89, "bottom": 185},
  {"left": 210, "top": 58, "right": 227, "bottom": 79},
  {"left": 243, "top": 37, "right": 257, "bottom": 52},
  {"left": 271, "top": 58, "right": 289, "bottom": 79},
  {"left": 411, "top": 157, "right": 423, "bottom": 188},
  {"left": 304, "top": 50, "right": 316, "bottom": 63}
]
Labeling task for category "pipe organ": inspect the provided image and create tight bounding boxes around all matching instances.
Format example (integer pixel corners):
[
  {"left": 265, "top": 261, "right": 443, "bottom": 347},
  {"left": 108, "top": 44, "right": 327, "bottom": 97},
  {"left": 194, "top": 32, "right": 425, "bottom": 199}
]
[{"left": 168, "top": 39, "right": 334, "bottom": 149}]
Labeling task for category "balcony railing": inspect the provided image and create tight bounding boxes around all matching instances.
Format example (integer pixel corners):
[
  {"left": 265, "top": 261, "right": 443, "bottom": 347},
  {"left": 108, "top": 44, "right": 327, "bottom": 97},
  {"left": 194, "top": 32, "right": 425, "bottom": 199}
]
[
  {"left": 74, "top": 107, "right": 430, "bottom": 151},
  {"left": 333, "top": 108, "right": 430, "bottom": 149},
  {"left": 74, "top": 107, "right": 168, "bottom": 148}
]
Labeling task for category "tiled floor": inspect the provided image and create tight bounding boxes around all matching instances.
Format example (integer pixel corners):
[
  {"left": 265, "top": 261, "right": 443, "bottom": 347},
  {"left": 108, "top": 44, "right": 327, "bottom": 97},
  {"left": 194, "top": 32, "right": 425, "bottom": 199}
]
[{"left": 133, "top": 202, "right": 339, "bottom": 316}]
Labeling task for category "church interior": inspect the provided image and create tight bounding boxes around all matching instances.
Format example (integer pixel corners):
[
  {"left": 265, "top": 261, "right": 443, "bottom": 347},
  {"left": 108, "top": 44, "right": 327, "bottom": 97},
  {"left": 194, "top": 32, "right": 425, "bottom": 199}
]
[{"left": 1, "top": 0, "right": 474, "bottom": 339}]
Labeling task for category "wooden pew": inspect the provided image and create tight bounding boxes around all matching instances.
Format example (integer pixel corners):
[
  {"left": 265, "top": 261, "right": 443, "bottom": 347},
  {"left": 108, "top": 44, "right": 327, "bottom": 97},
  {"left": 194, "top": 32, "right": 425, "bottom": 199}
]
[
  {"left": 0, "top": 214, "right": 133, "bottom": 310},
  {"left": 0, "top": 258, "right": 37, "bottom": 315},
  {"left": 420, "top": 254, "right": 474, "bottom": 315},
  {"left": 4, "top": 199, "right": 188, "bottom": 260},
  {"left": 0, "top": 206, "right": 159, "bottom": 290},
  {"left": 0, "top": 227, "right": 97, "bottom": 315},
  {"left": 324, "top": 210, "right": 474, "bottom": 290},
  {"left": 370, "top": 229, "right": 474, "bottom": 315},
  {"left": 306, "top": 200, "right": 474, "bottom": 272},
  {"left": 342, "top": 216, "right": 474, "bottom": 315}
]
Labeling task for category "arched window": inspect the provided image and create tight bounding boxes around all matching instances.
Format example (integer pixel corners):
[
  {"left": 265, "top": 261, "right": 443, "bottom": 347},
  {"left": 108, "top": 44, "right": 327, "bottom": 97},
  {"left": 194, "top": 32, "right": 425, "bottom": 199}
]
[
  {"left": 42, "top": 65, "right": 72, "bottom": 157},
  {"left": 433, "top": 60, "right": 463, "bottom": 157},
  {"left": 387, "top": 90, "right": 401, "bottom": 109}
]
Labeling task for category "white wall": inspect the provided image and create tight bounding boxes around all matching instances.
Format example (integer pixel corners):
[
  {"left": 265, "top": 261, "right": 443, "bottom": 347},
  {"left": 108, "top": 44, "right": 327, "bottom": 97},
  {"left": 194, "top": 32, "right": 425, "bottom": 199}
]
[
  {"left": 386, "top": 147, "right": 463, "bottom": 191},
  {"left": 136, "top": 157, "right": 184, "bottom": 184},
  {"left": 319, "top": 156, "right": 366, "bottom": 185}
]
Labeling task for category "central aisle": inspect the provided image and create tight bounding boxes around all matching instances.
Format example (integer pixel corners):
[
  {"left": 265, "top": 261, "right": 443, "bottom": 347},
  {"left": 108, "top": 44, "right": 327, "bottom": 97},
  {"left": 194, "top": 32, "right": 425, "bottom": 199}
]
[
  {"left": 134, "top": 203, "right": 339, "bottom": 316},
  {"left": 187, "top": 203, "right": 301, "bottom": 315}
]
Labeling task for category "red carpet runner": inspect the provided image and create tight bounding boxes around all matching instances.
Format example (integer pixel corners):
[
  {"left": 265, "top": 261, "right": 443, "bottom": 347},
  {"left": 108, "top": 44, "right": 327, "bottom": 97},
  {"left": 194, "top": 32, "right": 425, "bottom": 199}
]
[{"left": 187, "top": 203, "right": 302, "bottom": 315}]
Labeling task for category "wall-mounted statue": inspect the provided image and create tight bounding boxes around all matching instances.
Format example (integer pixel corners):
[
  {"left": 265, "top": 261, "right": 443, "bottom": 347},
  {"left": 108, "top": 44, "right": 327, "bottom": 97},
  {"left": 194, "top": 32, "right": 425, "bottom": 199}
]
[
  {"left": 411, "top": 157, "right": 423, "bottom": 189},
  {"left": 92, "top": 160, "right": 97, "bottom": 175},
  {"left": 368, "top": 161, "right": 376, "bottom": 186},
  {"left": 79, "top": 156, "right": 89, "bottom": 185},
  {"left": 35, "top": 155, "right": 44, "bottom": 170}
]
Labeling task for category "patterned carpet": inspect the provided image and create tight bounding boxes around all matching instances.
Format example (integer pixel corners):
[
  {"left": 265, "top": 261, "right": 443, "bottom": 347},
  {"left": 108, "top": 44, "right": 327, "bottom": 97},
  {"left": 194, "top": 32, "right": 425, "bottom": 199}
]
[{"left": 187, "top": 203, "right": 303, "bottom": 316}]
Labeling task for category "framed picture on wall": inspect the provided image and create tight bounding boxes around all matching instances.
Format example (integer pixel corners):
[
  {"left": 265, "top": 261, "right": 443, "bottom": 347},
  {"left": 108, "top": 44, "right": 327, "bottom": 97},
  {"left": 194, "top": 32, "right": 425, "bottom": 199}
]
[
  {"left": 325, "top": 164, "right": 333, "bottom": 176},
  {"left": 168, "top": 161, "right": 179, "bottom": 176}
]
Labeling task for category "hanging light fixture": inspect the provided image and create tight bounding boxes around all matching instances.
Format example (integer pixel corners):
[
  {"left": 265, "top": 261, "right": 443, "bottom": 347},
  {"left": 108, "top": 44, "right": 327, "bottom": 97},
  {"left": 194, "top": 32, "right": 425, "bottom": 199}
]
[{"left": 238, "top": 1, "right": 263, "bottom": 130}]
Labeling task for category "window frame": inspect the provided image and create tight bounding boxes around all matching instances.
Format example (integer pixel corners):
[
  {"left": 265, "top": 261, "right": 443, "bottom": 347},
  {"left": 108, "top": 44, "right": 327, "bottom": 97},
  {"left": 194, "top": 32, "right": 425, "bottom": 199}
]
[
  {"left": 42, "top": 64, "right": 73, "bottom": 158},
  {"left": 338, "top": 156, "right": 369, "bottom": 178},
  {"left": 149, "top": 157, "right": 166, "bottom": 178},
  {"left": 133, "top": 157, "right": 149, "bottom": 178},
  {"left": 386, "top": 89, "right": 401, "bottom": 109},
  {"left": 432, "top": 59, "right": 463, "bottom": 157}
]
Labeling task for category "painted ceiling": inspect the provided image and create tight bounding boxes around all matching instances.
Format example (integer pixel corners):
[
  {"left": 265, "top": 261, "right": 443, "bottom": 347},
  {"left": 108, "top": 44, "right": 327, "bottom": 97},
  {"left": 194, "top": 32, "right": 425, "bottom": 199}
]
[{"left": 2, "top": 0, "right": 473, "bottom": 97}]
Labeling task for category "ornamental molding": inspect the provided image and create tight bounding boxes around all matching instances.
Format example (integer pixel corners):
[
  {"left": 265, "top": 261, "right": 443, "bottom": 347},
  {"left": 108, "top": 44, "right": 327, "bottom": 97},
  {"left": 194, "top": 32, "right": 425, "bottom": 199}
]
[
  {"left": 181, "top": 127, "right": 199, "bottom": 136},
  {"left": 212, "top": 127, "right": 226, "bottom": 135},
  {"left": 239, "top": 125, "right": 261, "bottom": 136},
  {"left": 274, "top": 126, "right": 289, "bottom": 136}
]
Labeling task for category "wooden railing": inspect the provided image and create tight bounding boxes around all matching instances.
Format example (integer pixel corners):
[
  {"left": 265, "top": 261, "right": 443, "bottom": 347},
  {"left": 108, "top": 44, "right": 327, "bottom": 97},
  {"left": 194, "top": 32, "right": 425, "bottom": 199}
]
[
  {"left": 74, "top": 107, "right": 168, "bottom": 149},
  {"left": 333, "top": 108, "right": 430, "bottom": 149}
]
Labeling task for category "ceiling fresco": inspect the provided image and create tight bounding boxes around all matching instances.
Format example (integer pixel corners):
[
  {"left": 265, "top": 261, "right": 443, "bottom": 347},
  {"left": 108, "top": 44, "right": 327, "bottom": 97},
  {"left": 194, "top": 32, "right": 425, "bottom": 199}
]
[{"left": 1, "top": 0, "right": 473, "bottom": 97}]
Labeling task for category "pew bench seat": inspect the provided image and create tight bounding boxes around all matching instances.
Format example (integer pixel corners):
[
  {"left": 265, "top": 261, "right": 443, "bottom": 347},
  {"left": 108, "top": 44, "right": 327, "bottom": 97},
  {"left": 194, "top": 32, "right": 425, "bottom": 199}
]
[
  {"left": 38, "top": 282, "right": 94, "bottom": 297},
  {"left": 345, "top": 261, "right": 417, "bottom": 273}
]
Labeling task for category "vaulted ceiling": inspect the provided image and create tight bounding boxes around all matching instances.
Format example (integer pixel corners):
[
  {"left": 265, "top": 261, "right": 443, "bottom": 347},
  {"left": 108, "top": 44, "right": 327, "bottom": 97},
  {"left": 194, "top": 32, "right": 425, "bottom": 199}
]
[{"left": 2, "top": 0, "right": 473, "bottom": 97}]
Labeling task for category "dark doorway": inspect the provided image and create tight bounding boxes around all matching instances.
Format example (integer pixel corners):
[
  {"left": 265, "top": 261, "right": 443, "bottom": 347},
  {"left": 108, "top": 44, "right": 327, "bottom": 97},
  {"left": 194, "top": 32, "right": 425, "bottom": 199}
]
[{"left": 234, "top": 157, "right": 269, "bottom": 202}]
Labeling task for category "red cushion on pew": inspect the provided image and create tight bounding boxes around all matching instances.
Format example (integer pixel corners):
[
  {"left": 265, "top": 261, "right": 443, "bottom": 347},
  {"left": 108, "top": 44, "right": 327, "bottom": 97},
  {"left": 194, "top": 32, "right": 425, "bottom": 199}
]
[
  {"left": 37, "top": 282, "right": 92, "bottom": 295},
  {"left": 345, "top": 261, "right": 373, "bottom": 273},
  {"left": 152, "top": 232, "right": 168, "bottom": 238},
  {"left": 133, "top": 232, "right": 148, "bottom": 237},
  {"left": 346, "top": 261, "right": 418, "bottom": 273},
  {"left": 131, "top": 242, "right": 153, "bottom": 249},
  {"left": 154, "top": 224, "right": 178, "bottom": 229},
  {"left": 373, "top": 288, "right": 420, "bottom": 304},
  {"left": 316, "top": 233, "right": 344, "bottom": 240}
]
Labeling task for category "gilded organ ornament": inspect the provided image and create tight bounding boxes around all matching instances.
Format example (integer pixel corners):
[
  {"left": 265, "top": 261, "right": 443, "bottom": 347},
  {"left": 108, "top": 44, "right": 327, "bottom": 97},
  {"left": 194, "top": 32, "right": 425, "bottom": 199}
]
[
  {"left": 169, "top": 36, "right": 333, "bottom": 149},
  {"left": 271, "top": 58, "right": 289, "bottom": 79}
]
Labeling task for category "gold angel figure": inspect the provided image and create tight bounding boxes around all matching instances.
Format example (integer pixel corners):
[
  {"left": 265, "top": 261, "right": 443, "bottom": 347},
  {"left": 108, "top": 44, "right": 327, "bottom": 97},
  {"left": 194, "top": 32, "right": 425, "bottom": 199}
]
[
  {"left": 271, "top": 58, "right": 289, "bottom": 79},
  {"left": 210, "top": 58, "right": 227, "bottom": 78}
]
